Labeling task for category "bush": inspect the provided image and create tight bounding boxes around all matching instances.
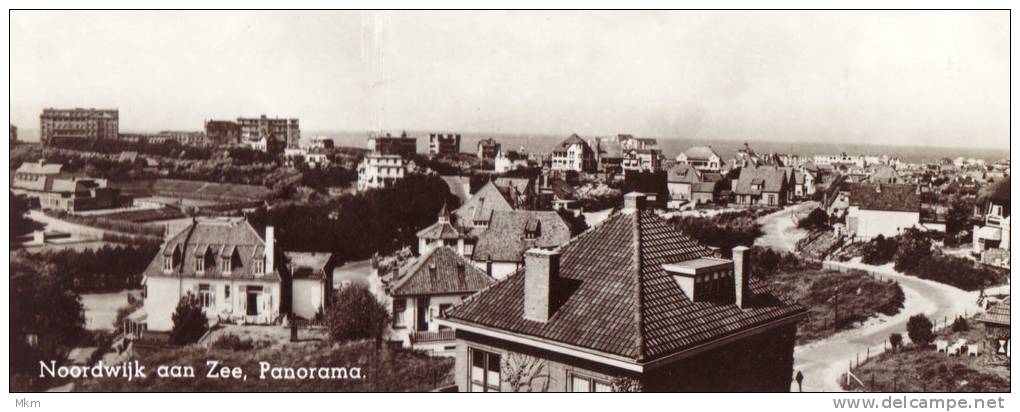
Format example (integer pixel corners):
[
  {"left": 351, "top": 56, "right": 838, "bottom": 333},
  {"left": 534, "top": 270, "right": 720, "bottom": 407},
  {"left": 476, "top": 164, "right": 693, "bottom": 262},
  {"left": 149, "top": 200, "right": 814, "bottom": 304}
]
[
  {"left": 210, "top": 334, "right": 255, "bottom": 351},
  {"left": 950, "top": 316, "right": 969, "bottom": 332},
  {"left": 797, "top": 208, "right": 829, "bottom": 230},
  {"left": 669, "top": 210, "right": 764, "bottom": 255},
  {"left": 906, "top": 314, "right": 935, "bottom": 347},
  {"left": 325, "top": 284, "right": 390, "bottom": 345},
  {"left": 892, "top": 229, "right": 933, "bottom": 274},
  {"left": 862, "top": 235, "right": 899, "bottom": 265},
  {"left": 889, "top": 333, "right": 903, "bottom": 350},
  {"left": 169, "top": 293, "right": 208, "bottom": 345}
]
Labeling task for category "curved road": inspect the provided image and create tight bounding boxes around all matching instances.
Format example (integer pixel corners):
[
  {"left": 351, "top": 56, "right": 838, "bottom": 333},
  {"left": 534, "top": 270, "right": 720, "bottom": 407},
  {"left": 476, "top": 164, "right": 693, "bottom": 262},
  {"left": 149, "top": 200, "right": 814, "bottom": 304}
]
[{"left": 754, "top": 202, "right": 817, "bottom": 252}]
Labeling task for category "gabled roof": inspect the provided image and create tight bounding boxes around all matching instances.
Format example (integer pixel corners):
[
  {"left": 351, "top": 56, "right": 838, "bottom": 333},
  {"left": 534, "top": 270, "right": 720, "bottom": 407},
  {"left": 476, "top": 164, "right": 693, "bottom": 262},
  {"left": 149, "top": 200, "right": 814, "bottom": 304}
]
[
  {"left": 556, "top": 134, "right": 592, "bottom": 152},
  {"left": 453, "top": 181, "right": 516, "bottom": 229},
  {"left": 679, "top": 146, "right": 720, "bottom": 161},
  {"left": 440, "top": 175, "right": 471, "bottom": 205},
  {"left": 977, "top": 296, "right": 1009, "bottom": 326},
  {"left": 143, "top": 219, "right": 281, "bottom": 281},
  {"left": 734, "top": 166, "right": 788, "bottom": 195},
  {"left": 494, "top": 177, "right": 532, "bottom": 196},
  {"left": 692, "top": 181, "right": 718, "bottom": 193},
  {"left": 667, "top": 164, "right": 702, "bottom": 184},
  {"left": 417, "top": 220, "right": 464, "bottom": 240},
  {"left": 389, "top": 246, "right": 495, "bottom": 297},
  {"left": 847, "top": 183, "right": 920, "bottom": 213},
  {"left": 445, "top": 209, "right": 804, "bottom": 363},
  {"left": 284, "top": 251, "right": 334, "bottom": 280},
  {"left": 472, "top": 211, "right": 572, "bottom": 262}
]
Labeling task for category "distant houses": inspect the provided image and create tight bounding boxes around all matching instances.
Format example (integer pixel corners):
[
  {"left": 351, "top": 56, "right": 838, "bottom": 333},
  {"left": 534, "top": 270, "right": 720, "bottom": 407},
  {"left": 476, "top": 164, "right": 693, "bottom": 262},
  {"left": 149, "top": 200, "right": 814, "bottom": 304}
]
[
  {"left": 675, "top": 145, "right": 722, "bottom": 173},
  {"left": 357, "top": 153, "right": 408, "bottom": 191},
  {"left": 11, "top": 160, "right": 132, "bottom": 212},
  {"left": 367, "top": 132, "right": 417, "bottom": 157},
  {"left": 438, "top": 193, "right": 806, "bottom": 392},
  {"left": 477, "top": 138, "right": 501, "bottom": 160},
  {"left": 429, "top": 133, "right": 462, "bottom": 157}
]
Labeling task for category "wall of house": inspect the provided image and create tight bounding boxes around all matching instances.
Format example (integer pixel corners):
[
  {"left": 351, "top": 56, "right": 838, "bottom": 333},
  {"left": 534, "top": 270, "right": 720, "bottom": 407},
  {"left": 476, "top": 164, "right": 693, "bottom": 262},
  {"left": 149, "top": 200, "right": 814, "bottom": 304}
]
[
  {"left": 452, "top": 323, "right": 797, "bottom": 392},
  {"left": 388, "top": 294, "right": 468, "bottom": 347},
  {"left": 292, "top": 279, "right": 324, "bottom": 320},
  {"left": 691, "top": 191, "right": 714, "bottom": 204},
  {"left": 470, "top": 260, "right": 521, "bottom": 279},
  {"left": 667, "top": 182, "right": 692, "bottom": 201},
  {"left": 144, "top": 276, "right": 281, "bottom": 332},
  {"left": 846, "top": 207, "right": 920, "bottom": 240}
]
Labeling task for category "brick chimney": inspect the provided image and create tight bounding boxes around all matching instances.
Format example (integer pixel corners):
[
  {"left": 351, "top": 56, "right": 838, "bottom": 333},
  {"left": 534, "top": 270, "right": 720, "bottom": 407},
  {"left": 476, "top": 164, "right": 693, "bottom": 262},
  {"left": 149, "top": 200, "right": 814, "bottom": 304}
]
[
  {"left": 623, "top": 192, "right": 646, "bottom": 212},
  {"left": 524, "top": 248, "right": 560, "bottom": 322},
  {"left": 732, "top": 246, "right": 751, "bottom": 308},
  {"left": 265, "top": 226, "right": 275, "bottom": 274}
]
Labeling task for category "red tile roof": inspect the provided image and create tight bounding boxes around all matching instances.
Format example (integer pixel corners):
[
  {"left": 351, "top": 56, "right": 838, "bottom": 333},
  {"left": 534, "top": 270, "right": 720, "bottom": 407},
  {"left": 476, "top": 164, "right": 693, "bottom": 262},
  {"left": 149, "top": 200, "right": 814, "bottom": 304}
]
[{"left": 444, "top": 209, "right": 805, "bottom": 363}]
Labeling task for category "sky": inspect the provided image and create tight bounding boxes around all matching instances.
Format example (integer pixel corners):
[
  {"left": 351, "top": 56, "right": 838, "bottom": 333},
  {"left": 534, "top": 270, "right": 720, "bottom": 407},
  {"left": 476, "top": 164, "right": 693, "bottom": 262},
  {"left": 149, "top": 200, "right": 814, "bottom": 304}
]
[{"left": 9, "top": 10, "right": 1010, "bottom": 150}]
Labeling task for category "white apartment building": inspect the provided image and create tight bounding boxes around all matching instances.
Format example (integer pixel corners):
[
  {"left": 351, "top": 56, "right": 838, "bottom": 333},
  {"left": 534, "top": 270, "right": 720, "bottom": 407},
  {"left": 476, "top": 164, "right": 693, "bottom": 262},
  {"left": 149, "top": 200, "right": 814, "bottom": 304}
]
[{"left": 357, "top": 153, "right": 407, "bottom": 191}]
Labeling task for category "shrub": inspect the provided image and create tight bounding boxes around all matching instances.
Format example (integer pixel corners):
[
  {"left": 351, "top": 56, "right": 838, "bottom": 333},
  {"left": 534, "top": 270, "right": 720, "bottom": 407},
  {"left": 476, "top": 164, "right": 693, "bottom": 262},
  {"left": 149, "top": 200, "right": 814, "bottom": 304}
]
[
  {"left": 862, "top": 235, "right": 899, "bottom": 265},
  {"left": 325, "top": 284, "right": 390, "bottom": 346},
  {"left": 951, "top": 316, "right": 970, "bottom": 332},
  {"left": 906, "top": 314, "right": 935, "bottom": 347},
  {"left": 169, "top": 293, "right": 208, "bottom": 345},
  {"left": 211, "top": 334, "right": 255, "bottom": 351},
  {"left": 889, "top": 333, "right": 903, "bottom": 350},
  {"left": 797, "top": 208, "right": 829, "bottom": 230},
  {"left": 892, "top": 229, "right": 933, "bottom": 273}
]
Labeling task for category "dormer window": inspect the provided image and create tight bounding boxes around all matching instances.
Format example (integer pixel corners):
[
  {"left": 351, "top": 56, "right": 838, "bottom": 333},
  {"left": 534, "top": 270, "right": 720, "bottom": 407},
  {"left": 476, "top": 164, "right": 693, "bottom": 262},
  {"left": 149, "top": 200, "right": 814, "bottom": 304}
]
[
  {"left": 195, "top": 257, "right": 204, "bottom": 273},
  {"left": 254, "top": 258, "right": 265, "bottom": 276},
  {"left": 163, "top": 256, "right": 173, "bottom": 272},
  {"left": 220, "top": 257, "right": 231, "bottom": 274}
]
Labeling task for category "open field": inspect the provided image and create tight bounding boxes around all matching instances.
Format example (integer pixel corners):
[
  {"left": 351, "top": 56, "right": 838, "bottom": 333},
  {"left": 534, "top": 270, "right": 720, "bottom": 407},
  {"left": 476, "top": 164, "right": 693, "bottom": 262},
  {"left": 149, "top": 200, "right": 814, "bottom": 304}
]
[{"left": 112, "top": 179, "right": 272, "bottom": 204}]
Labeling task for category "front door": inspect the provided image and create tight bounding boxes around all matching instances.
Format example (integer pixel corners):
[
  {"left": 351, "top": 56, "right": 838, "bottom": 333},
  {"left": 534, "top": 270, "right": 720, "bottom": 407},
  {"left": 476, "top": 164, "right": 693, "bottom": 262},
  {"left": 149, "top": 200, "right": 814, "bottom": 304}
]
[
  {"left": 416, "top": 297, "right": 430, "bottom": 331},
  {"left": 247, "top": 290, "right": 259, "bottom": 316}
]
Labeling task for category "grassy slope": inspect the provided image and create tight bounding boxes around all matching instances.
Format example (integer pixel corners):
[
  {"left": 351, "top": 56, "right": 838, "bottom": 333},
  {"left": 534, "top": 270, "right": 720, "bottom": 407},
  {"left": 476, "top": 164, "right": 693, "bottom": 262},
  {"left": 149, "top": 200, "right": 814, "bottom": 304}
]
[
  {"left": 769, "top": 269, "right": 904, "bottom": 345},
  {"left": 75, "top": 340, "right": 453, "bottom": 392}
]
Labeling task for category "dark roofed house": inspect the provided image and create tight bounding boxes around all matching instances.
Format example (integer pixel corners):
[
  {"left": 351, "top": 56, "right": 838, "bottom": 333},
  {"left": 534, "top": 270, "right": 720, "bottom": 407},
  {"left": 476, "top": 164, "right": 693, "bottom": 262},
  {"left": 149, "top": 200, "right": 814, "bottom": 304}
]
[
  {"left": 551, "top": 134, "right": 597, "bottom": 173},
  {"left": 471, "top": 210, "right": 572, "bottom": 279},
  {"left": 383, "top": 246, "right": 496, "bottom": 355},
  {"left": 667, "top": 164, "right": 702, "bottom": 203},
  {"left": 283, "top": 251, "right": 336, "bottom": 320},
  {"left": 418, "top": 203, "right": 467, "bottom": 256},
  {"left": 439, "top": 193, "right": 806, "bottom": 392},
  {"left": 733, "top": 166, "right": 791, "bottom": 207},
  {"left": 976, "top": 296, "right": 1010, "bottom": 358},
  {"left": 843, "top": 183, "right": 932, "bottom": 240},
  {"left": 452, "top": 180, "right": 517, "bottom": 233}
]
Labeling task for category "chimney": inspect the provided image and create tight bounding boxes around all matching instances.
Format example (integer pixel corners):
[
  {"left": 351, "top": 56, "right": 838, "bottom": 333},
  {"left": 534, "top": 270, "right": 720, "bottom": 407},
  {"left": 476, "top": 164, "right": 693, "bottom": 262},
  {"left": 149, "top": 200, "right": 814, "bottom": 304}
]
[
  {"left": 732, "top": 246, "right": 751, "bottom": 309},
  {"left": 485, "top": 255, "right": 493, "bottom": 277},
  {"left": 623, "top": 192, "right": 646, "bottom": 212},
  {"left": 456, "top": 261, "right": 465, "bottom": 278},
  {"left": 524, "top": 248, "right": 560, "bottom": 322},
  {"left": 265, "top": 226, "right": 275, "bottom": 274}
]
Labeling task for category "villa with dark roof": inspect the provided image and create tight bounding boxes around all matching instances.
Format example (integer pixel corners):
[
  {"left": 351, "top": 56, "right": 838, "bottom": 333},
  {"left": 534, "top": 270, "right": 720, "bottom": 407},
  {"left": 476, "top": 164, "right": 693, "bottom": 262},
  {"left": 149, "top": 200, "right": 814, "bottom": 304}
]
[
  {"left": 842, "top": 183, "right": 938, "bottom": 240},
  {"left": 551, "top": 134, "right": 597, "bottom": 173},
  {"left": 438, "top": 193, "right": 806, "bottom": 392},
  {"left": 140, "top": 218, "right": 333, "bottom": 331},
  {"left": 676, "top": 145, "right": 722, "bottom": 173},
  {"left": 733, "top": 166, "right": 792, "bottom": 207}
]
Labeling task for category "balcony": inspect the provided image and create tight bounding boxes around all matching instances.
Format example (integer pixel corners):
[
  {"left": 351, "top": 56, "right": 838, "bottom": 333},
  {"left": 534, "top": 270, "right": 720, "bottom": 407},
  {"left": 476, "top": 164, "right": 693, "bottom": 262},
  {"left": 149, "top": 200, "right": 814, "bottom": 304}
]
[{"left": 409, "top": 329, "right": 455, "bottom": 344}]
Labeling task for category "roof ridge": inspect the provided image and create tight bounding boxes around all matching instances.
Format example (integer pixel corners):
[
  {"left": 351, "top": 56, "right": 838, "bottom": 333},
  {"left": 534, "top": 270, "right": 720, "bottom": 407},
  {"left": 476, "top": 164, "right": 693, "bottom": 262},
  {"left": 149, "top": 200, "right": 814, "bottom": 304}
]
[{"left": 632, "top": 211, "right": 647, "bottom": 361}]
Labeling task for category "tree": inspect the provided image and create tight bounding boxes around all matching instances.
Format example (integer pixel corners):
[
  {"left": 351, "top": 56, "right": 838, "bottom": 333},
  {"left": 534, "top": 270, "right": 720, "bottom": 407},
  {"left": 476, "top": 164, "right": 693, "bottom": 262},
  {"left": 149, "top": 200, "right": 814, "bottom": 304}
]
[
  {"left": 893, "top": 229, "right": 933, "bottom": 273},
  {"left": 951, "top": 316, "right": 969, "bottom": 332},
  {"left": 862, "top": 235, "right": 898, "bottom": 265},
  {"left": 906, "top": 314, "right": 935, "bottom": 348},
  {"left": 10, "top": 253, "right": 85, "bottom": 377},
  {"left": 10, "top": 191, "right": 34, "bottom": 244},
  {"left": 325, "top": 284, "right": 390, "bottom": 347},
  {"left": 169, "top": 293, "right": 209, "bottom": 345},
  {"left": 889, "top": 333, "right": 903, "bottom": 350}
]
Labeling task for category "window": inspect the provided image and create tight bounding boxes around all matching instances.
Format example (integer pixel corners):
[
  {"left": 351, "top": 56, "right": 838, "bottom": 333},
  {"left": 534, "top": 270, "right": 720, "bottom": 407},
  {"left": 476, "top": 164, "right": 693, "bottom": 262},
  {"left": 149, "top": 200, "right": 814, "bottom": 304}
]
[
  {"left": 570, "top": 373, "right": 612, "bottom": 392},
  {"left": 220, "top": 257, "right": 231, "bottom": 274},
  {"left": 469, "top": 349, "right": 501, "bottom": 392},
  {"left": 195, "top": 256, "right": 204, "bottom": 273},
  {"left": 224, "top": 285, "right": 231, "bottom": 301},
  {"left": 163, "top": 257, "right": 173, "bottom": 272},
  {"left": 198, "top": 284, "right": 213, "bottom": 308},
  {"left": 254, "top": 258, "right": 265, "bottom": 276},
  {"left": 392, "top": 299, "right": 407, "bottom": 328}
]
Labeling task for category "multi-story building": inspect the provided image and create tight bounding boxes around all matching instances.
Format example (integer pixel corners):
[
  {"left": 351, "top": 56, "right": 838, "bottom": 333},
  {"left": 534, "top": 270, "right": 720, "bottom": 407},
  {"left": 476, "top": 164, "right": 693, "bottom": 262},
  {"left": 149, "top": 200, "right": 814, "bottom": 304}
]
[
  {"left": 236, "top": 115, "right": 300, "bottom": 153},
  {"left": 973, "top": 202, "right": 1010, "bottom": 266},
  {"left": 11, "top": 160, "right": 131, "bottom": 212},
  {"left": 428, "top": 133, "right": 462, "bottom": 157},
  {"left": 477, "top": 138, "right": 501, "bottom": 160},
  {"left": 357, "top": 153, "right": 407, "bottom": 191},
  {"left": 622, "top": 148, "right": 663, "bottom": 174},
  {"left": 40, "top": 108, "right": 119, "bottom": 145},
  {"left": 204, "top": 120, "right": 241, "bottom": 145},
  {"left": 676, "top": 146, "right": 722, "bottom": 173},
  {"left": 368, "top": 132, "right": 417, "bottom": 157},
  {"left": 439, "top": 193, "right": 806, "bottom": 392},
  {"left": 550, "top": 134, "right": 596, "bottom": 173}
]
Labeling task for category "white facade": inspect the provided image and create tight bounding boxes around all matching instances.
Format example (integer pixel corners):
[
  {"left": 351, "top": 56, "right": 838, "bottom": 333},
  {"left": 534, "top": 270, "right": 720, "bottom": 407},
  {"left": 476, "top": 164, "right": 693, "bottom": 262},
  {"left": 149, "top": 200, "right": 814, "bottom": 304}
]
[
  {"left": 551, "top": 143, "right": 595, "bottom": 172},
  {"left": 144, "top": 276, "right": 280, "bottom": 332},
  {"left": 357, "top": 154, "right": 406, "bottom": 191},
  {"left": 469, "top": 260, "right": 520, "bottom": 280},
  {"left": 388, "top": 294, "right": 466, "bottom": 348},
  {"left": 845, "top": 207, "right": 921, "bottom": 241},
  {"left": 675, "top": 152, "right": 721, "bottom": 172},
  {"left": 292, "top": 278, "right": 326, "bottom": 320}
]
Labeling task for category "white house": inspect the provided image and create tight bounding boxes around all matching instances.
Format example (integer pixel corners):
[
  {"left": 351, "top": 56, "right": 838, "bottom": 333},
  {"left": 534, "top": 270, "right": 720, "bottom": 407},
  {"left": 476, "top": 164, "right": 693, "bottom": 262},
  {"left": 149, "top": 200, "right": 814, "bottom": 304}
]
[
  {"left": 844, "top": 183, "right": 924, "bottom": 241},
  {"left": 382, "top": 246, "right": 495, "bottom": 355},
  {"left": 973, "top": 202, "right": 1011, "bottom": 256},
  {"left": 283, "top": 251, "right": 335, "bottom": 320},
  {"left": 357, "top": 153, "right": 406, "bottom": 191},
  {"left": 550, "top": 134, "right": 596, "bottom": 173},
  {"left": 676, "top": 146, "right": 722, "bottom": 173},
  {"left": 494, "top": 149, "right": 528, "bottom": 173}
]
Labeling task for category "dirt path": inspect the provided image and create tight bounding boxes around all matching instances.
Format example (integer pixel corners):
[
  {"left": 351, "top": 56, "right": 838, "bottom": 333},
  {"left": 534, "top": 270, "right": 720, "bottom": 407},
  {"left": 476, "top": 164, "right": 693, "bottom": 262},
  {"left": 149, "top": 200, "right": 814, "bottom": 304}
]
[
  {"left": 791, "top": 259, "right": 980, "bottom": 392},
  {"left": 754, "top": 202, "right": 817, "bottom": 252}
]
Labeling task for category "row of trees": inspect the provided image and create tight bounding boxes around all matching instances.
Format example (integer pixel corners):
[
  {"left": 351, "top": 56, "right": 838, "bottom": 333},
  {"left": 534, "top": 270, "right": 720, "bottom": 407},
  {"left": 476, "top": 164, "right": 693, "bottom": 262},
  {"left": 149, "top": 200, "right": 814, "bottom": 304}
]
[
  {"left": 861, "top": 229, "right": 1005, "bottom": 291},
  {"left": 668, "top": 210, "right": 765, "bottom": 257},
  {"left": 29, "top": 243, "right": 161, "bottom": 293}
]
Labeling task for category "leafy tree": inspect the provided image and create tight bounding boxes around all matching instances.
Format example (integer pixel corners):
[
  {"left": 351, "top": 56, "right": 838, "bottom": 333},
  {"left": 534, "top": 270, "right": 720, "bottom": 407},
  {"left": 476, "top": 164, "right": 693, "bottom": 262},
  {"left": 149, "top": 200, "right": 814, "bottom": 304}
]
[
  {"left": 892, "top": 229, "right": 933, "bottom": 273},
  {"left": 10, "top": 253, "right": 85, "bottom": 377},
  {"left": 889, "top": 333, "right": 903, "bottom": 350},
  {"left": 906, "top": 314, "right": 935, "bottom": 347},
  {"left": 10, "top": 191, "right": 34, "bottom": 244},
  {"left": 951, "top": 316, "right": 969, "bottom": 332},
  {"left": 862, "top": 235, "right": 899, "bottom": 265},
  {"left": 169, "top": 293, "right": 209, "bottom": 345},
  {"left": 325, "top": 284, "right": 390, "bottom": 347}
]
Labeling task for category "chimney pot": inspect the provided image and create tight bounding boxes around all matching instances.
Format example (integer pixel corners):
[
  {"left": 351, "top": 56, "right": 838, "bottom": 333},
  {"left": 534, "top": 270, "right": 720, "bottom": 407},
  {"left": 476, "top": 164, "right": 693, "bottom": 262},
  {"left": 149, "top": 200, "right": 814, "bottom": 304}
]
[
  {"left": 524, "top": 248, "right": 560, "bottom": 322},
  {"left": 732, "top": 246, "right": 751, "bottom": 308},
  {"left": 623, "top": 192, "right": 646, "bottom": 212}
]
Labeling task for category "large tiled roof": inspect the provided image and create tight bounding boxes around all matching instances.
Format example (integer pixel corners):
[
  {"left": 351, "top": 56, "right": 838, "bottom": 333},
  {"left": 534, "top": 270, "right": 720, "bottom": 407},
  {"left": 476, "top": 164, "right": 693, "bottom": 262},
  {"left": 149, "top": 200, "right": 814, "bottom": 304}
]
[
  {"left": 389, "top": 246, "right": 496, "bottom": 297},
  {"left": 444, "top": 208, "right": 805, "bottom": 363},
  {"left": 472, "top": 211, "right": 572, "bottom": 262},
  {"left": 734, "top": 166, "right": 788, "bottom": 195},
  {"left": 977, "top": 296, "right": 1009, "bottom": 326},
  {"left": 667, "top": 164, "right": 702, "bottom": 184},
  {"left": 557, "top": 134, "right": 589, "bottom": 150},
  {"left": 494, "top": 177, "right": 532, "bottom": 196},
  {"left": 452, "top": 181, "right": 516, "bottom": 229},
  {"left": 284, "top": 251, "right": 334, "bottom": 280},
  {"left": 143, "top": 219, "right": 281, "bottom": 281},
  {"left": 847, "top": 183, "right": 920, "bottom": 213}
]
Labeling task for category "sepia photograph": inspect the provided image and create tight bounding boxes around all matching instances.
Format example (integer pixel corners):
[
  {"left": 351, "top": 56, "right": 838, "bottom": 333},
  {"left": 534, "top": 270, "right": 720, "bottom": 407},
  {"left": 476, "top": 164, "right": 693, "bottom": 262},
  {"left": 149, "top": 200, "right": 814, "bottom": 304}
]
[{"left": 4, "top": 5, "right": 1012, "bottom": 404}]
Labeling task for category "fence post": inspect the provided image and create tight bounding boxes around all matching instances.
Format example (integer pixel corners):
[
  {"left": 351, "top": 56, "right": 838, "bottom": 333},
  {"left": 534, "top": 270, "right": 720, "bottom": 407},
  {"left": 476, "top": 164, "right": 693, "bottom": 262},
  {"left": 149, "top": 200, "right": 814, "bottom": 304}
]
[{"left": 867, "top": 347, "right": 870, "bottom": 361}]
